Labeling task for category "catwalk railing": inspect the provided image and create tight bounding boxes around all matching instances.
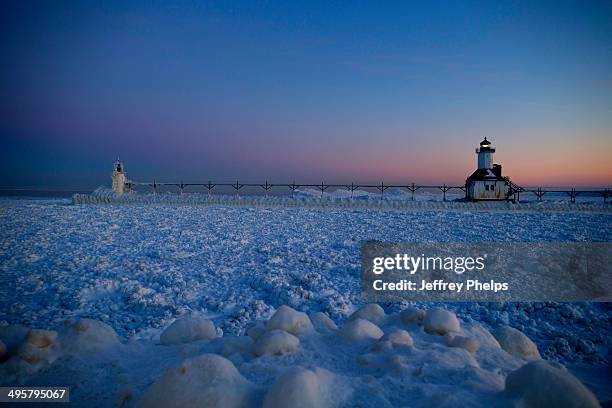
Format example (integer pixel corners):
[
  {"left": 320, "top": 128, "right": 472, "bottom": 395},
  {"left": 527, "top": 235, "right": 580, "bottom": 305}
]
[{"left": 124, "top": 181, "right": 611, "bottom": 203}]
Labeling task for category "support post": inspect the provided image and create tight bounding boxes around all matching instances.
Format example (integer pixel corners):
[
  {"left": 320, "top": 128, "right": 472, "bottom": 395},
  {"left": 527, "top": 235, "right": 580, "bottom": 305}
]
[
  {"left": 261, "top": 180, "right": 272, "bottom": 197},
  {"left": 290, "top": 182, "right": 297, "bottom": 198},
  {"left": 232, "top": 180, "right": 243, "bottom": 197},
  {"left": 379, "top": 182, "right": 385, "bottom": 200},
  {"left": 206, "top": 181, "right": 215, "bottom": 198}
]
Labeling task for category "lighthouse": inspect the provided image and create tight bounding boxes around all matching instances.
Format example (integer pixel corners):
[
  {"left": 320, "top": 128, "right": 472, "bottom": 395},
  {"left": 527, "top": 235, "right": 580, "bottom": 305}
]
[
  {"left": 111, "top": 160, "right": 127, "bottom": 195},
  {"left": 465, "top": 138, "right": 510, "bottom": 200}
]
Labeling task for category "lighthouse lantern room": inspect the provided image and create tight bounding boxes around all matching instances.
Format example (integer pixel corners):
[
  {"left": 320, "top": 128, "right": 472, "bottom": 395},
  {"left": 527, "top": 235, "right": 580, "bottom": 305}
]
[{"left": 465, "top": 138, "right": 511, "bottom": 201}]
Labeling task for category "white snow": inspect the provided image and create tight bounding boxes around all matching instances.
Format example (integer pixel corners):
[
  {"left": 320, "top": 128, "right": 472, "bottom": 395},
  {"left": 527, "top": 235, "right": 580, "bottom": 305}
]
[
  {"left": 0, "top": 197, "right": 610, "bottom": 405},
  {"left": 380, "top": 329, "right": 414, "bottom": 347},
  {"left": 246, "top": 321, "right": 266, "bottom": 341},
  {"left": 445, "top": 334, "right": 480, "bottom": 354},
  {"left": 159, "top": 316, "right": 216, "bottom": 345},
  {"left": 399, "top": 306, "right": 425, "bottom": 324},
  {"left": 210, "top": 336, "right": 254, "bottom": 359},
  {"left": 262, "top": 367, "right": 346, "bottom": 408},
  {"left": 0, "top": 304, "right": 605, "bottom": 407},
  {"left": 25, "top": 329, "right": 57, "bottom": 348},
  {"left": 74, "top": 187, "right": 612, "bottom": 207},
  {"left": 338, "top": 318, "right": 384, "bottom": 342},
  {"left": 348, "top": 303, "right": 386, "bottom": 326},
  {"left": 504, "top": 360, "right": 600, "bottom": 408},
  {"left": 423, "top": 308, "right": 461, "bottom": 335},
  {"left": 253, "top": 329, "right": 300, "bottom": 357},
  {"left": 136, "top": 354, "right": 253, "bottom": 408},
  {"left": 265, "top": 306, "right": 314, "bottom": 336},
  {"left": 492, "top": 325, "right": 541, "bottom": 360},
  {"left": 16, "top": 341, "right": 58, "bottom": 366},
  {"left": 309, "top": 312, "right": 338, "bottom": 333},
  {"left": 59, "top": 319, "right": 121, "bottom": 352}
]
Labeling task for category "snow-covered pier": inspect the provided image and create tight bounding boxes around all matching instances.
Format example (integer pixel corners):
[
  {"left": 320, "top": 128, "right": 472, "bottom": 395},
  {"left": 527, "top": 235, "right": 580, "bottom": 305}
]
[{"left": 72, "top": 189, "right": 612, "bottom": 213}]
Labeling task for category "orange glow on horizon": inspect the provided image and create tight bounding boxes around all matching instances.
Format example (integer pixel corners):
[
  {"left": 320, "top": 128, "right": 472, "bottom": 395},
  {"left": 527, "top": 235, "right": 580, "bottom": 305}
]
[{"left": 296, "top": 135, "right": 612, "bottom": 188}]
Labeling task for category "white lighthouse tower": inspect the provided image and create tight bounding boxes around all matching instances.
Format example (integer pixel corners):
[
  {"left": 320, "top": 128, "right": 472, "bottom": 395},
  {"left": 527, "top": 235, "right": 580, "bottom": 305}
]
[
  {"left": 477, "top": 137, "right": 494, "bottom": 169},
  {"left": 465, "top": 138, "right": 510, "bottom": 200},
  {"left": 111, "top": 160, "right": 127, "bottom": 195}
]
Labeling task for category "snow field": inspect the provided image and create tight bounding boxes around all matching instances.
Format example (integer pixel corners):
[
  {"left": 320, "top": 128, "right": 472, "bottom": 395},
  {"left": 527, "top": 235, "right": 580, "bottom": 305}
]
[
  {"left": 0, "top": 197, "right": 611, "bottom": 404},
  {"left": 1, "top": 198, "right": 611, "bottom": 369}
]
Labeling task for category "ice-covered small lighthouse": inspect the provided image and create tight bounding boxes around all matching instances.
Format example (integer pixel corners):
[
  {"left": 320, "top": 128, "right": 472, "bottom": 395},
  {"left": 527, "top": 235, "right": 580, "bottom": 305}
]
[
  {"left": 111, "top": 160, "right": 127, "bottom": 195},
  {"left": 465, "top": 138, "right": 510, "bottom": 200}
]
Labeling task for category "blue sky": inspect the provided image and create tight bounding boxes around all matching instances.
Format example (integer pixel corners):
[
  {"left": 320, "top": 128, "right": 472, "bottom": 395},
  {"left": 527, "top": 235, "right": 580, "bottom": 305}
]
[{"left": 1, "top": 1, "right": 611, "bottom": 188}]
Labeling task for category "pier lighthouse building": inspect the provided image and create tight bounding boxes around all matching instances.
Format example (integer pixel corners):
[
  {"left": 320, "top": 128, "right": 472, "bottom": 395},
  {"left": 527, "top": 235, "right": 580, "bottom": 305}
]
[
  {"left": 465, "top": 138, "right": 510, "bottom": 200},
  {"left": 111, "top": 160, "right": 127, "bottom": 195}
]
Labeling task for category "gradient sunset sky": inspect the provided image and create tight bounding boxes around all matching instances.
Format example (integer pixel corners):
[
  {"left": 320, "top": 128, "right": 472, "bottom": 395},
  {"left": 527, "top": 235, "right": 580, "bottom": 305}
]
[{"left": 1, "top": 1, "right": 611, "bottom": 188}]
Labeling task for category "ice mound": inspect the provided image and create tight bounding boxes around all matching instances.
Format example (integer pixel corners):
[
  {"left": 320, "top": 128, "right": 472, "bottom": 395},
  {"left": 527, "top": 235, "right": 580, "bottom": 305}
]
[
  {"left": 10, "top": 329, "right": 59, "bottom": 366},
  {"left": 0, "top": 328, "right": 61, "bottom": 383},
  {"left": 338, "top": 318, "right": 384, "bottom": 342},
  {"left": 160, "top": 316, "right": 216, "bottom": 345},
  {"left": 25, "top": 329, "right": 57, "bottom": 348},
  {"left": 266, "top": 306, "right": 314, "bottom": 336},
  {"left": 380, "top": 329, "right": 413, "bottom": 347},
  {"left": 60, "top": 319, "right": 121, "bottom": 352},
  {"left": 492, "top": 326, "right": 541, "bottom": 360},
  {"left": 246, "top": 321, "right": 266, "bottom": 341},
  {"left": 254, "top": 329, "right": 300, "bottom": 356},
  {"left": 348, "top": 304, "right": 386, "bottom": 325},
  {"left": 466, "top": 325, "right": 502, "bottom": 350},
  {"left": 423, "top": 308, "right": 460, "bottom": 335},
  {"left": 445, "top": 334, "right": 480, "bottom": 354},
  {"left": 137, "top": 354, "right": 252, "bottom": 408},
  {"left": 16, "top": 342, "right": 54, "bottom": 366},
  {"left": 263, "top": 367, "right": 343, "bottom": 408},
  {"left": 399, "top": 306, "right": 425, "bottom": 324},
  {"left": 504, "top": 360, "right": 600, "bottom": 408},
  {"left": 310, "top": 312, "right": 338, "bottom": 333}
]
